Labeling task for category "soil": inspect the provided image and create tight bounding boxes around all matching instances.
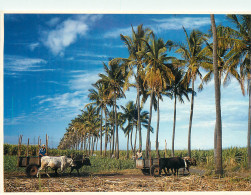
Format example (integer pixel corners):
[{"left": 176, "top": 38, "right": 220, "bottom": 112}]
[{"left": 4, "top": 168, "right": 251, "bottom": 192}]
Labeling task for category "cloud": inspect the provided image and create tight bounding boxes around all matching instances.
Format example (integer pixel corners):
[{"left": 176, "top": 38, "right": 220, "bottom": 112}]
[
  {"left": 103, "top": 26, "right": 132, "bottom": 39},
  {"left": 4, "top": 55, "right": 49, "bottom": 73},
  {"left": 77, "top": 52, "right": 109, "bottom": 59},
  {"left": 46, "top": 17, "right": 61, "bottom": 26},
  {"left": 42, "top": 15, "right": 103, "bottom": 56},
  {"left": 28, "top": 42, "right": 40, "bottom": 51},
  {"left": 38, "top": 91, "right": 87, "bottom": 110},
  {"left": 68, "top": 69, "right": 103, "bottom": 91},
  {"left": 103, "top": 16, "right": 211, "bottom": 39},
  {"left": 151, "top": 17, "right": 211, "bottom": 31}
]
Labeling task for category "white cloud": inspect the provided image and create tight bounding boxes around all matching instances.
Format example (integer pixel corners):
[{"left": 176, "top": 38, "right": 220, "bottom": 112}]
[
  {"left": 103, "top": 26, "right": 132, "bottom": 39},
  {"left": 28, "top": 42, "right": 40, "bottom": 51},
  {"left": 4, "top": 55, "right": 48, "bottom": 73},
  {"left": 42, "top": 15, "right": 102, "bottom": 55},
  {"left": 151, "top": 17, "right": 211, "bottom": 31},
  {"left": 38, "top": 91, "right": 87, "bottom": 110},
  {"left": 77, "top": 52, "right": 109, "bottom": 59},
  {"left": 68, "top": 69, "right": 102, "bottom": 91},
  {"left": 46, "top": 17, "right": 60, "bottom": 26},
  {"left": 103, "top": 17, "right": 211, "bottom": 39}
]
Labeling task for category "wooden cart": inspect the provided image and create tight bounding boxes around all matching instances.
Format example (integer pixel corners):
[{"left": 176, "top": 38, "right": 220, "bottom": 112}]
[
  {"left": 17, "top": 134, "right": 48, "bottom": 177},
  {"left": 136, "top": 158, "right": 160, "bottom": 176},
  {"left": 18, "top": 156, "right": 41, "bottom": 177}
]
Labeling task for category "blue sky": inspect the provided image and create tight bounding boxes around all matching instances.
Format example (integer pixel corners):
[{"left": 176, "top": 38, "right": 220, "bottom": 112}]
[{"left": 3, "top": 14, "right": 248, "bottom": 150}]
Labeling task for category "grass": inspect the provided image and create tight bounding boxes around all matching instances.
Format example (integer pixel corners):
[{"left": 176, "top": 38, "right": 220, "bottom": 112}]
[
  {"left": 4, "top": 155, "right": 136, "bottom": 174},
  {"left": 4, "top": 145, "right": 249, "bottom": 175}
]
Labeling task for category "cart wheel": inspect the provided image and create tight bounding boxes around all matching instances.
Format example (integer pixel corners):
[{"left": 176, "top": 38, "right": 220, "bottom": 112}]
[
  {"left": 26, "top": 164, "right": 39, "bottom": 177},
  {"left": 141, "top": 168, "right": 150, "bottom": 175},
  {"left": 151, "top": 165, "right": 160, "bottom": 177}
]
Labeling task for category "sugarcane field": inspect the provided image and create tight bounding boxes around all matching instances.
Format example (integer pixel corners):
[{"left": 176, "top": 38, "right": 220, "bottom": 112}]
[{"left": 3, "top": 11, "right": 251, "bottom": 193}]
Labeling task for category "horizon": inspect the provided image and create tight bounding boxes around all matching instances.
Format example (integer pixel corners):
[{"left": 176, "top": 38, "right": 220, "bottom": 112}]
[{"left": 3, "top": 14, "right": 248, "bottom": 151}]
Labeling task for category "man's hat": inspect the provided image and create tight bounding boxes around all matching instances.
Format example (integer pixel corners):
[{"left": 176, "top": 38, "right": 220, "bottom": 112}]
[{"left": 42, "top": 144, "right": 46, "bottom": 147}]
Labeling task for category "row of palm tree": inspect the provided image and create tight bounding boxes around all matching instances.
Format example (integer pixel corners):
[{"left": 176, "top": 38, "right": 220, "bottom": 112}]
[{"left": 58, "top": 14, "right": 251, "bottom": 173}]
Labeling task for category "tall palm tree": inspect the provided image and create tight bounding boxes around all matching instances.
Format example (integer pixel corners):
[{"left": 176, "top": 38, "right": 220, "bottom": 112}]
[
  {"left": 176, "top": 28, "right": 205, "bottom": 157},
  {"left": 113, "top": 24, "right": 152, "bottom": 152},
  {"left": 87, "top": 82, "right": 108, "bottom": 156},
  {"left": 211, "top": 14, "right": 223, "bottom": 175},
  {"left": 98, "top": 62, "right": 126, "bottom": 159},
  {"left": 199, "top": 25, "right": 243, "bottom": 163},
  {"left": 167, "top": 68, "right": 193, "bottom": 157},
  {"left": 225, "top": 14, "right": 251, "bottom": 169},
  {"left": 143, "top": 33, "right": 173, "bottom": 158}
]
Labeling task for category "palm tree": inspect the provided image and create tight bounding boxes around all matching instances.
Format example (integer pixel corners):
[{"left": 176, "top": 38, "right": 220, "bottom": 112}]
[
  {"left": 198, "top": 24, "right": 243, "bottom": 163},
  {"left": 176, "top": 28, "right": 205, "bottom": 158},
  {"left": 225, "top": 14, "right": 251, "bottom": 169},
  {"left": 98, "top": 62, "right": 126, "bottom": 159},
  {"left": 143, "top": 33, "right": 174, "bottom": 158},
  {"left": 87, "top": 82, "right": 108, "bottom": 156},
  {"left": 167, "top": 68, "right": 193, "bottom": 157},
  {"left": 113, "top": 24, "right": 152, "bottom": 152},
  {"left": 121, "top": 101, "right": 136, "bottom": 158},
  {"left": 211, "top": 14, "right": 223, "bottom": 175}
]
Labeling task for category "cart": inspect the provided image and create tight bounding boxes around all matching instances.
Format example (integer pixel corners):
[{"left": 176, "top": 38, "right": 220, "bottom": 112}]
[
  {"left": 136, "top": 158, "right": 160, "bottom": 176},
  {"left": 17, "top": 134, "right": 48, "bottom": 177},
  {"left": 18, "top": 156, "right": 41, "bottom": 177}
]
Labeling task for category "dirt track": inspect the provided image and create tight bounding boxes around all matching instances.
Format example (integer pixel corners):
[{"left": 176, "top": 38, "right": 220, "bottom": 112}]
[{"left": 4, "top": 169, "right": 251, "bottom": 192}]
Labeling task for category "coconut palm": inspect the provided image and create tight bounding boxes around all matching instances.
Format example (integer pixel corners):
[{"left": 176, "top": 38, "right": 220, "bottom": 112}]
[
  {"left": 225, "top": 14, "right": 251, "bottom": 169},
  {"left": 176, "top": 28, "right": 206, "bottom": 158},
  {"left": 87, "top": 82, "right": 108, "bottom": 156},
  {"left": 121, "top": 101, "right": 137, "bottom": 158},
  {"left": 143, "top": 33, "right": 174, "bottom": 158},
  {"left": 167, "top": 67, "right": 193, "bottom": 157},
  {"left": 199, "top": 24, "right": 243, "bottom": 163},
  {"left": 112, "top": 24, "right": 152, "bottom": 152},
  {"left": 98, "top": 62, "right": 126, "bottom": 159}
]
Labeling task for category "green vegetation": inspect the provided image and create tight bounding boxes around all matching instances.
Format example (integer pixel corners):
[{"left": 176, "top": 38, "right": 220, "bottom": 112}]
[{"left": 4, "top": 144, "right": 248, "bottom": 174}]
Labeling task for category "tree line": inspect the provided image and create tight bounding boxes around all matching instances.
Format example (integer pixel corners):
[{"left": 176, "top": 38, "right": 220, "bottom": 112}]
[{"left": 58, "top": 14, "right": 251, "bottom": 175}]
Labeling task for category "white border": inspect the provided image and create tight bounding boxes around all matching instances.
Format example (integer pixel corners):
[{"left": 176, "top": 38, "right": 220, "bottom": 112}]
[
  {"left": 0, "top": 0, "right": 250, "bottom": 194},
  {"left": 0, "top": 0, "right": 251, "bottom": 14}
]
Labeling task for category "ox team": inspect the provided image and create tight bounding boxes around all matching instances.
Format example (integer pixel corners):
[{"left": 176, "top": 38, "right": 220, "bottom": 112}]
[
  {"left": 37, "top": 144, "right": 195, "bottom": 177},
  {"left": 37, "top": 145, "right": 91, "bottom": 177}
]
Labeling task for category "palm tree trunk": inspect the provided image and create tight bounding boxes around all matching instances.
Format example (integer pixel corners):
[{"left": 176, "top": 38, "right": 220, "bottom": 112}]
[
  {"left": 115, "top": 95, "right": 119, "bottom": 159},
  {"left": 84, "top": 135, "right": 87, "bottom": 153},
  {"left": 172, "top": 94, "right": 177, "bottom": 157},
  {"left": 137, "top": 76, "right": 142, "bottom": 151},
  {"left": 156, "top": 96, "right": 160, "bottom": 157},
  {"left": 112, "top": 101, "right": 115, "bottom": 156},
  {"left": 188, "top": 78, "right": 195, "bottom": 158},
  {"left": 134, "top": 126, "right": 137, "bottom": 156},
  {"left": 127, "top": 133, "right": 129, "bottom": 159},
  {"left": 100, "top": 108, "right": 103, "bottom": 156},
  {"left": 211, "top": 14, "right": 223, "bottom": 175},
  {"left": 130, "top": 127, "right": 134, "bottom": 152},
  {"left": 91, "top": 136, "right": 94, "bottom": 155},
  {"left": 214, "top": 81, "right": 221, "bottom": 164},
  {"left": 104, "top": 109, "right": 108, "bottom": 156},
  {"left": 81, "top": 134, "right": 83, "bottom": 151},
  {"left": 88, "top": 134, "right": 91, "bottom": 155},
  {"left": 146, "top": 90, "right": 154, "bottom": 159}
]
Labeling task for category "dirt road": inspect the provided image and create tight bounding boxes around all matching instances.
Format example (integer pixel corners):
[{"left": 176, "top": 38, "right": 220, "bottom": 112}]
[{"left": 4, "top": 169, "right": 250, "bottom": 192}]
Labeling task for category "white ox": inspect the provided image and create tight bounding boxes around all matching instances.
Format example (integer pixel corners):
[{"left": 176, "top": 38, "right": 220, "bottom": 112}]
[{"left": 37, "top": 156, "right": 75, "bottom": 177}]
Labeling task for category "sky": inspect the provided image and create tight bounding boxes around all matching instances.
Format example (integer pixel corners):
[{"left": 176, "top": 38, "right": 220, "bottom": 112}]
[{"left": 3, "top": 14, "right": 248, "bottom": 150}]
